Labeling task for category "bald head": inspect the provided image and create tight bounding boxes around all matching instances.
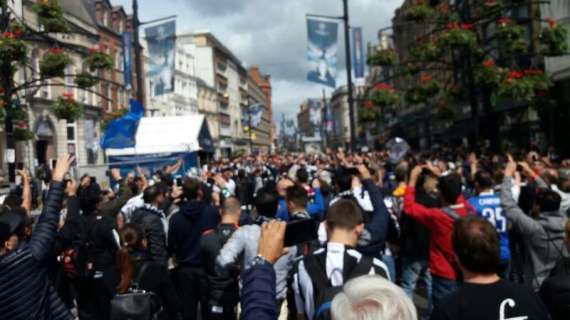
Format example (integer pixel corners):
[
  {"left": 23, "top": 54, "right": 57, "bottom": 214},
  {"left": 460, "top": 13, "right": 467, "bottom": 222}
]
[{"left": 222, "top": 197, "right": 241, "bottom": 217}]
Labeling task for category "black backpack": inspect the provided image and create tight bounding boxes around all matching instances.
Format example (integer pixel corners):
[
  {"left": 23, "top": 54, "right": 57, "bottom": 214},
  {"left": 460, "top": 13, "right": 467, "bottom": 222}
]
[
  {"left": 110, "top": 262, "right": 161, "bottom": 320},
  {"left": 303, "top": 249, "right": 374, "bottom": 320},
  {"left": 58, "top": 216, "right": 99, "bottom": 280}
]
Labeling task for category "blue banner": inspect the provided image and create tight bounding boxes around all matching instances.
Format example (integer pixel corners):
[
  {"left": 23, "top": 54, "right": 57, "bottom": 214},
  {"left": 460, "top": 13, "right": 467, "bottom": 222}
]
[
  {"left": 122, "top": 32, "right": 132, "bottom": 91},
  {"left": 352, "top": 27, "right": 365, "bottom": 79},
  {"left": 250, "top": 104, "right": 264, "bottom": 127},
  {"left": 109, "top": 152, "right": 198, "bottom": 179},
  {"left": 101, "top": 99, "right": 144, "bottom": 149},
  {"left": 145, "top": 21, "right": 176, "bottom": 96},
  {"left": 307, "top": 18, "right": 338, "bottom": 88}
]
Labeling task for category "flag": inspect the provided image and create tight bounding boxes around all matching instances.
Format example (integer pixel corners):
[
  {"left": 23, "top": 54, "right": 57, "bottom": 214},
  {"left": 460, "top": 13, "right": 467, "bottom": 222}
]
[
  {"left": 352, "top": 27, "right": 365, "bottom": 78},
  {"left": 145, "top": 21, "right": 176, "bottom": 96},
  {"left": 101, "top": 99, "right": 144, "bottom": 149},
  {"left": 307, "top": 18, "right": 338, "bottom": 88},
  {"left": 122, "top": 32, "right": 132, "bottom": 91}
]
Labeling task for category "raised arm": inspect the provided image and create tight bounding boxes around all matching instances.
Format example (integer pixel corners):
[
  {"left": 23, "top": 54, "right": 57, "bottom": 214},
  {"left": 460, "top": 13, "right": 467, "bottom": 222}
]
[
  {"left": 403, "top": 166, "right": 436, "bottom": 227},
  {"left": 501, "top": 159, "right": 542, "bottom": 236},
  {"left": 30, "top": 155, "right": 73, "bottom": 261},
  {"left": 17, "top": 169, "right": 32, "bottom": 215},
  {"left": 307, "top": 179, "right": 325, "bottom": 219},
  {"left": 216, "top": 228, "right": 247, "bottom": 271},
  {"left": 358, "top": 165, "right": 390, "bottom": 251},
  {"left": 99, "top": 169, "right": 134, "bottom": 217}
]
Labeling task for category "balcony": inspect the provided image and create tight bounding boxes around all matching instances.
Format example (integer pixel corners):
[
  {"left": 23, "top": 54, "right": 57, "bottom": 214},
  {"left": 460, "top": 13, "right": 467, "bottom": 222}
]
[
  {"left": 220, "top": 126, "right": 232, "bottom": 137},
  {"left": 218, "top": 92, "right": 229, "bottom": 106}
]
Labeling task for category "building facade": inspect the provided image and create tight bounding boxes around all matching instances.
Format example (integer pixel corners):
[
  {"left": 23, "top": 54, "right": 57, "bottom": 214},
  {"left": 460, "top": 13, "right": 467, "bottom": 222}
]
[
  {"left": 144, "top": 43, "right": 198, "bottom": 117},
  {"left": 246, "top": 73, "right": 271, "bottom": 154}
]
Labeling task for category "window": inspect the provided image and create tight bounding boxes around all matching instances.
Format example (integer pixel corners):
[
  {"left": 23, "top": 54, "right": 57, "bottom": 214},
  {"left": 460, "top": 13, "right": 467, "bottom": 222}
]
[{"left": 66, "top": 119, "right": 77, "bottom": 163}]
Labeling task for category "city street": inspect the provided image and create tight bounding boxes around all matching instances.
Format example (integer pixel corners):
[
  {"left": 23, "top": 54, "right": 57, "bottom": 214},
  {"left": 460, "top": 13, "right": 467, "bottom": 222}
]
[{"left": 0, "top": 1, "right": 569, "bottom": 320}]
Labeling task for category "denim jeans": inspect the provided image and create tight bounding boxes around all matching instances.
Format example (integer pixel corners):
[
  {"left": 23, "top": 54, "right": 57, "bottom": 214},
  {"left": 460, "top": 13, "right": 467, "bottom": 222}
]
[
  {"left": 432, "top": 275, "right": 459, "bottom": 309},
  {"left": 401, "top": 258, "right": 432, "bottom": 316},
  {"left": 381, "top": 254, "right": 397, "bottom": 282}
]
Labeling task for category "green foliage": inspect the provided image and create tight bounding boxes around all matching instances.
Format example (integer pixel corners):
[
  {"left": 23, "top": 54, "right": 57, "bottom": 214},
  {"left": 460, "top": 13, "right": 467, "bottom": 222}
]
[
  {"left": 475, "top": 59, "right": 507, "bottom": 86},
  {"left": 359, "top": 102, "right": 379, "bottom": 123},
  {"left": 410, "top": 41, "right": 441, "bottom": 61},
  {"left": 367, "top": 48, "right": 397, "bottom": 66},
  {"left": 53, "top": 94, "right": 82, "bottom": 121},
  {"left": 498, "top": 70, "right": 554, "bottom": 101},
  {"left": 85, "top": 49, "right": 114, "bottom": 71},
  {"left": 539, "top": 21, "right": 569, "bottom": 56},
  {"left": 40, "top": 48, "right": 72, "bottom": 78},
  {"left": 369, "top": 83, "right": 400, "bottom": 107},
  {"left": 437, "top": 25, "right": 477, "bottom": 49},
  {"left": 74, "top": 72, "right": 99, "bottom": 88},
  {"left": 0, "top": 32, "right": 27, "bottom": 64},
  {"left": 13, "top": 127, "right": 34, "bottom": 141},
  {"left": 32, "top": 0, "right": 69, "bottom": 33},
  {"left": 405, "top": 2, "right": 437, "bottom": 21}
]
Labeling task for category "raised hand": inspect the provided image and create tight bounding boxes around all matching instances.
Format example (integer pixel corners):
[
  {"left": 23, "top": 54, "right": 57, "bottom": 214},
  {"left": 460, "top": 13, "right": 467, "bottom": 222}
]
[
  {"left": 53, "top": 155, "right": 75, "bottom": 182},
  {"left": 258, "top": 220, "right": 287, "bottom": 264}
]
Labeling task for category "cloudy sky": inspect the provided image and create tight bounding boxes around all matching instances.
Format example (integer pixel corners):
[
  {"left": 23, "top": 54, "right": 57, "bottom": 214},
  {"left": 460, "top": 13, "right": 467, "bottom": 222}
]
[{"left": 114, "top": 0, "right": 404, "bottom": 124}]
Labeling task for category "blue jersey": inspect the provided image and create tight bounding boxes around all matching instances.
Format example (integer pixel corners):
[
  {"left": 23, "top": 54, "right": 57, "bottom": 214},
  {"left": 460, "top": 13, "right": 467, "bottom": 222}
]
[{"left": 468, "top": 194, "right": 511, "bottom": 262}]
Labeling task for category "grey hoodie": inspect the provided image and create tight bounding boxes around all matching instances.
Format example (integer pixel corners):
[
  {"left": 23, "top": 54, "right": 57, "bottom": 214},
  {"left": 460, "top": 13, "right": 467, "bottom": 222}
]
[{"left": 501, "top": 177, "right": 568, "bottom": 290}]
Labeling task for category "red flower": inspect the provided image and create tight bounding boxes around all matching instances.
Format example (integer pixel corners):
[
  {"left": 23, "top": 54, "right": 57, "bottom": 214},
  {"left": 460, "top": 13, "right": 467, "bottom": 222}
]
[
  {"left": 0, "top": 88, "right": 5, "bottom": 95},
  {"left": 536, "top": 90, "right": 547, "bottom": 97},
  {"left": 12, "top": 26, "right": 23, "bottom": 37},
  {"left": 49, "top": 48, "right": 64, "bottom": 54},
  {"left": 365, "top": 100, "right": 374, "bottom": 109},
  {"left": 483, "top": 59, "right": 495, "bottom": 68},
  {"left": 507, "top": 71, "right": 523, "bottom": 79},
  {"left": 62, "top": 92, "right": 74, "bottom": 100},
  {"left": 484, "top": 0, "right": 498, "bottom": 5},
  {"left": 2, "top": 31, "right": 15, "bottom": 39},
  {"left": 545, "top": 17, "right": 557, "bottom": 28},
  {"left": 462, "top": 23, "right": 474, "bottom": 30},
  {"left": 88, "top": 47, "right": 101, "bottom": 55},
  {"left": 447, "top": 22, "right": 460, "bottom": 30},
  {"left": 374, "top": 83, "right": 394, "bottom": 91},
  {"left": 420, "top": 74, "right": 433, "bottom": 83},
  {"left": 497, "top": 17, "right": 512, "bottom": 26}
]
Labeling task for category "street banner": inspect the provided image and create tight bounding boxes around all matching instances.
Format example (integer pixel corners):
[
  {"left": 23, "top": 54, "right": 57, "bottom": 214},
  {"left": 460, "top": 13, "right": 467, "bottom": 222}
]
[
  {"left": 309, "top": 99, "right": 322, "bottom": 137},
  {"left": 307, "top": 18, "right": 338, "bottom": 88},
  {"left": 352, "top": 27, "right": 365, "bottom": 79},
  {"left": 250, "top": 104, "right": 264, "bottom": 127},
  {"left": 122, "top": 32, "right": 132, "bottom": 91},
  {"left": 145, "top": 21, "right": 176, "bottom": 96}
]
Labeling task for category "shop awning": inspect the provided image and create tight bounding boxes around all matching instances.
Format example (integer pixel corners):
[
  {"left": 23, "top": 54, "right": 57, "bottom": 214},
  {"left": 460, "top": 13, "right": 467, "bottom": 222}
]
[{"left": 106, "top": 115, "right": 214, "bottom": 156}]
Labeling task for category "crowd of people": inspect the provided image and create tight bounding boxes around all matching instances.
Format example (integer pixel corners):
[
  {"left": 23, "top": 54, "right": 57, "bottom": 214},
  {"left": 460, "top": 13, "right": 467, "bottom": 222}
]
[{"left": 1, "top": 144, "right": 570, "bottom": 320}]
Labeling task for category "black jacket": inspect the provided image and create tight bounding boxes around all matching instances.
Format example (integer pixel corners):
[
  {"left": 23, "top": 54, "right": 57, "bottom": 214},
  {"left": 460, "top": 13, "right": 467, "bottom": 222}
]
[
  {"left": 540, "top": 257, "right": 570, "bottom": 320},
  {"left": 131, "top": 205, "right": 168, "bottom": 266},
  {"left": 200, "top": 223, "right": 239, "bottom": 306},
  {"left": 103, "top": 253, "right": 182, "bottom": 320},
  {"left": 168, "top": 200, "right": 220, "bottom": 267},
  {"left": 0, "top": 182, "right": 73, "bottom": 320}
]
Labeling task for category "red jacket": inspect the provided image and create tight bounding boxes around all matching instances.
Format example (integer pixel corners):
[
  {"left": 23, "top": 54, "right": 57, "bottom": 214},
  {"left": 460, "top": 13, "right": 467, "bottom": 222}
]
[{"left": 403, "top": 186, "right": 471, "bottom": 280}]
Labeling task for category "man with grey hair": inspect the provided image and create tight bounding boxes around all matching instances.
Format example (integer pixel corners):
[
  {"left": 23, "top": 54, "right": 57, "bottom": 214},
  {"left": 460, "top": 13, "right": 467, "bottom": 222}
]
[{"left": 331, "top": 275, "right": 417, "bottom": 320}]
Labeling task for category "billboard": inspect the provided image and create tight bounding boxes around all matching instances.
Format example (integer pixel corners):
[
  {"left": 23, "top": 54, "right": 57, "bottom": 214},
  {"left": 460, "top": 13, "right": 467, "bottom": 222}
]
[
  {"left": 145, "top": 21, "right": 176, "bottom": 96},
  {"left": 306, "top": 18, "right": 338, "bottom": 88}
]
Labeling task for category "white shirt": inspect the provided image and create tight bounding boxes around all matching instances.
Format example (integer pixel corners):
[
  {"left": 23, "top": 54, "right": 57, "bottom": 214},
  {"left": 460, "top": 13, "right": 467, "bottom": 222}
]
[
  {"left": 293, "top": 242, "right": 390, "bottom": 319},
  {"left": 120, "top": 193, "right": 144, "bottom": 223}
]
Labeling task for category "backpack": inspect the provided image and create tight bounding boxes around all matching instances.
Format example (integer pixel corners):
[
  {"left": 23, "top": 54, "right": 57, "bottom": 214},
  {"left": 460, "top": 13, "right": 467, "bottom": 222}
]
[
  {"left": 110, "top": 263, "right": 161, "bottom": 320},
  {"left": 303, "top": 249, "right": 374, "bottom": 320},
  {"left": 58, "top": 216, "right": 99, "bottom": 280}
]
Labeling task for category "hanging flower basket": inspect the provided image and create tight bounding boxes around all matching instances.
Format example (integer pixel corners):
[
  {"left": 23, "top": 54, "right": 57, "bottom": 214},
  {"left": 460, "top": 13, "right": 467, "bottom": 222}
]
[
  {"left": 85, "top": 48, "right": 114, "bottom": 71},
  {"left": 437, "top": 23, "right": 477, "bottom": 49},
  {"left": 367, "top": 48, "right": 397, "bottom": 66},
  {"left": 405, "top": 88, "right": 426, "bottom": 104},
  {"left": 411, "top": 41, "right": 441, "bottom": 61},
  {"left": 74, "top": 72, "right": 99, "bottom": 88},
  {"left": 359, "top": 100, "right": 379, "bottom": 123},
  {"left": 475, "top": 59, "right": 506, "bottom": 86},
  {"left": 483, "top": 0, "right": 503, "bottom": 15},
  {"left": 0, "top": 31, "right": 27, "bottom": 64},
  {"left": 539, "top": 18, "right": 569, "bottom": 56},
  {"left": 32, "top": 0, "right": 68, "bottom": 33},
  {"left": 417, "top": 74, "right": 441, "bottom": 96},
  {"left": 6, "top": 105, "right": 28, "bottom": 122},
  {"left": 405, "top": 1, "right": 436, "bottom": 21},
  {"left": 369, "top": 83, "right": 400, "bottom": 107},
  {"left": 53, "top": 93, "right": 82, "bottom": 121},
  {"left": 40, "top": 48, "right": 72, "bottom": 78},
  {"left": 496, "top": 17, "right": 524, "bottom": 41},
  {"left": 13, "top": 127, "right": 34, "bottom": 141},
  {"left": 497, "top": 70, "right": 552, "bottom": 101}
]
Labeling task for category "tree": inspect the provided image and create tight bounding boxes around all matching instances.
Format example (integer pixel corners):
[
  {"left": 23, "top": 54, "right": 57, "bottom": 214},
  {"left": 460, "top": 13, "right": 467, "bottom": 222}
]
[
  {"left": 0, "top": 0, "right": 114, "bottom": 182},
  {"left": 365, "top": 0, "right": 568, "bottom": 150}
]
